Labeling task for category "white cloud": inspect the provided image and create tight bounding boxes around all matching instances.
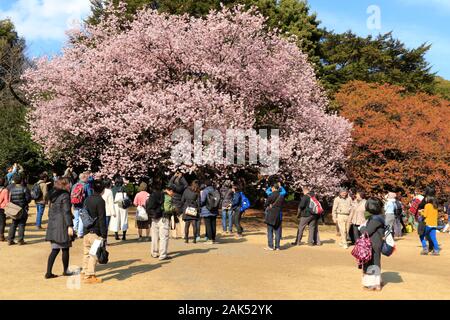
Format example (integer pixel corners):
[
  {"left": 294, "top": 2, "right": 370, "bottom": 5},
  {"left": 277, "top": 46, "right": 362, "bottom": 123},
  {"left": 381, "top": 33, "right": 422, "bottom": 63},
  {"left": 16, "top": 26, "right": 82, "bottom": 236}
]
[{"left": 0, "top": 0, "right": 91, "bottom": 41}]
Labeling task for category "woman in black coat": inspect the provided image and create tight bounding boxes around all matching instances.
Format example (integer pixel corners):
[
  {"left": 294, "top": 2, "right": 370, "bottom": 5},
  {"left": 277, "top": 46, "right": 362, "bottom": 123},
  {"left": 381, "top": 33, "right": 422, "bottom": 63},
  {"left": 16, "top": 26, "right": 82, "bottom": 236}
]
[
  {"left": 181, "top": 180, "right": 200, "bottom": 243},
  {"left": 359, "top": 198, "right": 385, "bottom": 291},
  {"left": 45, "top": 178, "right": 74, "bottom": 279}
]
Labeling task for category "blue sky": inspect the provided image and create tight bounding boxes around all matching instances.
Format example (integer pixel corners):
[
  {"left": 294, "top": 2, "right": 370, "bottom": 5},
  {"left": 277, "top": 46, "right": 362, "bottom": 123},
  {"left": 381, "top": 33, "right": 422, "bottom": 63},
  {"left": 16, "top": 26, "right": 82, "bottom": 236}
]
[{"left": 1, "top": 0, "right": 449, "bottom": 79}]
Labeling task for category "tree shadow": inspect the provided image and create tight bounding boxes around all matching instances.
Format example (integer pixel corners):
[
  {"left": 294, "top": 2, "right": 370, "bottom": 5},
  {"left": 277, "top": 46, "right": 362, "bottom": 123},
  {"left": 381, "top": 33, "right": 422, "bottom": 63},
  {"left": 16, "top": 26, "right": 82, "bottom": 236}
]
[
  {"left": 100, "top": 261, "right": 170, "bottom": 282},
  {"left": 107, "top": 239, "right": 143, "bottom": 247},
  {"left": 382, "top": 272, "right": 403, "bottom": 287},
  {"left": 214, "top": 237, "right": 247, "bottom": 244}
]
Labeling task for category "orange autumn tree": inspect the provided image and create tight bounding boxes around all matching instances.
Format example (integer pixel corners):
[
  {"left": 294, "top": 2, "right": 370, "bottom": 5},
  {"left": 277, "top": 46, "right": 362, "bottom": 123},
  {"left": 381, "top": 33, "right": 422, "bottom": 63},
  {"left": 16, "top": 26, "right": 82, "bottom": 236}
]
[{"left": 337, "top": 81, "right": 450, "bottom": 198}]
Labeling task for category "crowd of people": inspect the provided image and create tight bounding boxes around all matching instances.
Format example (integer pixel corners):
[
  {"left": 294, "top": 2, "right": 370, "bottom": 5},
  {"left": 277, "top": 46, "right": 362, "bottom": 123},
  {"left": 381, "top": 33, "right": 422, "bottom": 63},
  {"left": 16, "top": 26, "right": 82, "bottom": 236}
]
[{"left": 0, "top": 163, "right": 449, "bottom": 290}]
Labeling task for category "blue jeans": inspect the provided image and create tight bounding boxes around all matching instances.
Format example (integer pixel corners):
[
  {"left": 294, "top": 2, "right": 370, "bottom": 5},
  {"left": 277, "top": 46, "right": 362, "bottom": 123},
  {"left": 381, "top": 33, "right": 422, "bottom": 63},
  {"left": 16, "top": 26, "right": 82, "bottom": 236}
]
[
  {"left": 420, "top": 226, "right": 440, "bottom": 252},
  {"left": 267, "top": 224, "right": 282, "bottom": 249},
  {"left": 221, "top": 209, "right": 233, "bottom": 232},
  {"left": 73, "top": 208, "right": 84, "bottom": 236},
  {"left": 35, "top": 203, "right": 45, "bottom": 227}
]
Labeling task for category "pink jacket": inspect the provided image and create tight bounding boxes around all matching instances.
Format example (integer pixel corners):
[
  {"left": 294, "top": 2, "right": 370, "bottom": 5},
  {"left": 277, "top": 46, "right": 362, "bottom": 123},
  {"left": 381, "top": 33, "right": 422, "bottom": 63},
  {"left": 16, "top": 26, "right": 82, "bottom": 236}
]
[
  {"left": 0, "top": 188, "right": 10, "bottom": 209},
  {"left": 133, "top": 191, "right": 149, "bottom": 207}
]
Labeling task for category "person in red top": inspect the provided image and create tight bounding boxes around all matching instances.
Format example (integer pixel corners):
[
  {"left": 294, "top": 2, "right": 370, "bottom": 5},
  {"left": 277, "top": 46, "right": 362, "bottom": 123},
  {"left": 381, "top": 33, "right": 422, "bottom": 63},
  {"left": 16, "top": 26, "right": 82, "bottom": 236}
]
[{"left": 0, "top": 177, "right": 10, "bottom": 241}]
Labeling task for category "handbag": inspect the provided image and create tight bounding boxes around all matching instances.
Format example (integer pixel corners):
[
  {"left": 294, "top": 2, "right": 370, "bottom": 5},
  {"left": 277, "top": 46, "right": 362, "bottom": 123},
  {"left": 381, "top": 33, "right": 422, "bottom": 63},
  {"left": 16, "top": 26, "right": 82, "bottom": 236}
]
[
  {"left": 96, "top": 240, "right": 109, "bottom": 264},
  {"left": 185, "top": 206, "right": 198, "bottom": 217},
  {"left": 136, "top": 205, "right": 149, "bottom": 221},
  {"left": 4, "top": 202, "right": 23, "bottom": 220},
  {"left": 120, "top": 192, "right": 132, "bottom": 209}
]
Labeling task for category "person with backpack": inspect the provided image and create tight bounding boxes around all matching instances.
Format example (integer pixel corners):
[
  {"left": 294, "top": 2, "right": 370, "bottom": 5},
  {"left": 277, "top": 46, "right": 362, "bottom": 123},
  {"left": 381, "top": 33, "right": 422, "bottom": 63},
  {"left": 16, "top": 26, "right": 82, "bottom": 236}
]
[
  {"left": 110, "top": 177, "right": 130, "bottom": 241},
  {"left": 219, "top": 180, "right": 234, "bottom": 234},
  {"left": 231, "top": 184, "right": 244, "bottom": 238},
  {"left": 264, "top": 183, "right": 285, "bottom": 251},
  {"left": 347, "top": 191, "right": 367, "bottom": 245},
  {"left": 168, "top": 171, "right": 188, "bottom": 239},
  {"left": 181, "top": 180, "right": 200, "bottom": 243},
  {"left": 44, "top": 178, "right": 75, "bottom": 279},
  {"left": 295, "top": 186, "right": 320, "bottom": 246},
  {"left": 332, "top": 188, "right": 353, "bottom": 249},
  {"left": 7, "top": 175, "right": 31, "bottom": 245},
  {"left": 33, "top": 172, "right": 50, "bottom": 230},
  {"left": 200, "top": 179, "right": 220, "bottom": 244},
  {"left": 0, "top": 177, "right": 10, "bottom": 242},
  {"left": 359, "top": 198, "right": 385, "bottom": 291},
  {"left": 133, "top": 182, "right": 151, "bottom": 242},
  {"left": 419, "top": 197, "right": 440, "bottom": 256},
  {"left": 147, "top": 181, "right": 170, "bottom": 260},
  {"left": 81, "top": 179, "right": 107, "bottom": 284},
  {"left": 71, "top": 172, "right": 89, "bottom": 238}
]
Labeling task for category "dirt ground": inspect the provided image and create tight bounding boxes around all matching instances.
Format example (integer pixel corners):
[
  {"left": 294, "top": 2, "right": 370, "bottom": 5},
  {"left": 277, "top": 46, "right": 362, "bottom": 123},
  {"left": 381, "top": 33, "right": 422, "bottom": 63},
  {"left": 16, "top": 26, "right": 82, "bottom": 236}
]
[{"left": 0, "top": 204, "right": 449, "bottom": 300}]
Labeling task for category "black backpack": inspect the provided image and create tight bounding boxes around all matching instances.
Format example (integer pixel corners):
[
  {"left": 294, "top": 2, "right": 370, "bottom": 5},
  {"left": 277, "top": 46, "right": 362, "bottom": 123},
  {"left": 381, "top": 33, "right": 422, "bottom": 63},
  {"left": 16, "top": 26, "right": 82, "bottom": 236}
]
[
  {"left": 394, "top": 200, "right": 403, "bottom": 217},
  {"left": 206, "top": 189, "right": 221, "bottom": 211},
  {"left": 30, "top": 183, "right": 42, "bottom": 200}
]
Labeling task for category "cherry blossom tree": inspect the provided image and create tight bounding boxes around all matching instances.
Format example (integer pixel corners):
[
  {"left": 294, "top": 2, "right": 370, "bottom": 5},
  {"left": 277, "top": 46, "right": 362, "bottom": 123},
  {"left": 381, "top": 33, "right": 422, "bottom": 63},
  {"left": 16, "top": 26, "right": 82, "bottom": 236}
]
[{"left": 23, "top": 4, "right": 352, "bottom": 195}]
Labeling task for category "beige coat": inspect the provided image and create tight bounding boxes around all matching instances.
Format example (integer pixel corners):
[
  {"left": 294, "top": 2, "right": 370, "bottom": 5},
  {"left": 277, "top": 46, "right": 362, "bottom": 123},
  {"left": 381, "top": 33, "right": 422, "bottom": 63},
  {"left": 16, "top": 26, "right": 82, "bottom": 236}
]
[
  {"left": 348, "top": 199, "right": 367, "bottom": 226},
  {"left": 332, "top": 196, "right": 352, "bottom": 220}
]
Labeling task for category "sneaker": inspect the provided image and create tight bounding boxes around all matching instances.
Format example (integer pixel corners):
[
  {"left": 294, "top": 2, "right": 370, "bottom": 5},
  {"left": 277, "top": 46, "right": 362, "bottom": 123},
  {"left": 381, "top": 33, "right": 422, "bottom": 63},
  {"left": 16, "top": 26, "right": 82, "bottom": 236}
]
[
  {"left": 62, "top": 271, "right": 75, "bottom": 276},
  {"left": 195, "top": 236, "right": 201, "bottom": 242},
  {"left": 205, "top": 240, "right": 214, "bottom": 245},
  {"left": 275, "top": 248, "right": 281, "bottom": 251},
  {"left": 18, "top": 240, "right": 26, "bottom": 246},
  {"left": 83, "top": 276, "right": 102, "bottom": 284},
  {"left": 420, "top": 250, "right": 429, "bottom": 255},
  {"left": 45, "top": 273, "right": 58, "bottom": 279},
  {"left": 159, "top": 256, "right": 172, "bottom": 261},
  {"left": 264, "top": 247, "right": 274, "bottom": 251},
  {"left": 430, "top": 251, "right": 440, "bottom": 256},
  {"left": 8, "top": 240, "right": 16, "bottom": 246},
  {"left": 184, "top": 239, "right": 188, "bottom": 243}
]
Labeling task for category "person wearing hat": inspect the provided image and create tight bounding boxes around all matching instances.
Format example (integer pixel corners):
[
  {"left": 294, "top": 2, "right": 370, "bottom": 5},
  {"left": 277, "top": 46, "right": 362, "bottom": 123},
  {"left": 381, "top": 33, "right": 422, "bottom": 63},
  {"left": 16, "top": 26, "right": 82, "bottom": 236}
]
[
  {"left": 332, "top": 188, "right": 353, "bottom": 249},
  {"left": 133, "top": 182, "right": 151, "bottom": 241}
]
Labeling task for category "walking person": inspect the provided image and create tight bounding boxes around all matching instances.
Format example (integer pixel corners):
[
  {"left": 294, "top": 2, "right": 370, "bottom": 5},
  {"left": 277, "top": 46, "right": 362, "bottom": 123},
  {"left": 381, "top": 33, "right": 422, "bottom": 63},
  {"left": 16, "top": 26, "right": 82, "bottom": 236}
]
[
  {"left": 168, "top": 171, "right": 188, "bottom": 239},
  {"left": 231, "top": 184, "right": 244, "bottom": 238},
  {"left": 34, "top": 172, "right": 50, "bottom": 230},
  {"left": 81, "top": 179, "right": 107, "bottom": 284},
  {"left": 7, "top": 175, "right": 31, "bottom": 245},
  {"left": 45, "top": 178, "right": 74, "bottom": 279},
  {"left": 200, "top": 179, "right": 220, "bottom": 244},
  {"left": 347, "top": 191, "right": 367, "bottom": 244},
  {"left": 220, "top": 180, "right": 234, "bottom": 234},
  {"left": 359, "top": 198, "right": 385, "bottom": 291},
  {"left": 295, "top": 186, "right": 320, "bottom": 246},
  {"left": 71, "top": 172, "right": 89, "bottom": 238},
  {"left": 332, "top": 188, "right": 353, "bottom": 249},
  {"left": 384, "top": 192, "right": 397, "bottom": 232},
  {"left": 134, "top": 182, "right": 151, "bottom": 241},
  {"left": 110, "top": 177, "right": 129, "bottom": 241},
  {"left": 264, "top": 183, "right": 285, "bottom": 251},
  {"left": 181, "top": 180, "right": 200, "bottom": 243},
  {"left": 419, "top": 197, "right": 440, "bottom": 256},
  {"left": 0, "top": 178, "right": 10, "bottom": 242},
  {"left": 102, "top": 178, "right": 114, "bottom": 233},
  {"left": 147, "top": 181, "right": 170, "bottom": 260}
]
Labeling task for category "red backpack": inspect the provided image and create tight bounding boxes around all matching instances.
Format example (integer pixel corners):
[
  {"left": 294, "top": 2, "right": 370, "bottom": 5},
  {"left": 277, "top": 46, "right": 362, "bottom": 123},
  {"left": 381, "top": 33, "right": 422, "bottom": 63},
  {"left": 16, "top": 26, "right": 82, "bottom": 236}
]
[
  {"left": 309, "top": 196, "right": 324, "bottom": 216},
  {"left": 409, "top": 196, "right": 423, "bottom": 217},
  {"left": 71, "top": 183, "right": 85, "bottom": 205}
]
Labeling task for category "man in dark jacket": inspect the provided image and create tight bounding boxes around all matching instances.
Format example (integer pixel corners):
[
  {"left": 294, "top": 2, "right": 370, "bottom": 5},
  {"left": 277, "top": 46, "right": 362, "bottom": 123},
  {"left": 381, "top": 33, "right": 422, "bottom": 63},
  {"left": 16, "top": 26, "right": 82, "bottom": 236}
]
[
  {"left": 294, "top": 186, "right": 319, "bottom": 246},
  {"left": 168, "top": 172, "right": 188, "bottom": 239},
  {"left": 147, "top": 181, "right": 170, "bottom": 260},
  {"left": 81, "top": 179, "right": 107, "bottom": 284},
  {"left": 219, "top": 180, "right": 234, "bottom": 234},
  {"left": 264, "top": 184, "right": 285, "bottom": 251},
  {"left": 7, "top": 175, "right": 31, "bottom": 245}
]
